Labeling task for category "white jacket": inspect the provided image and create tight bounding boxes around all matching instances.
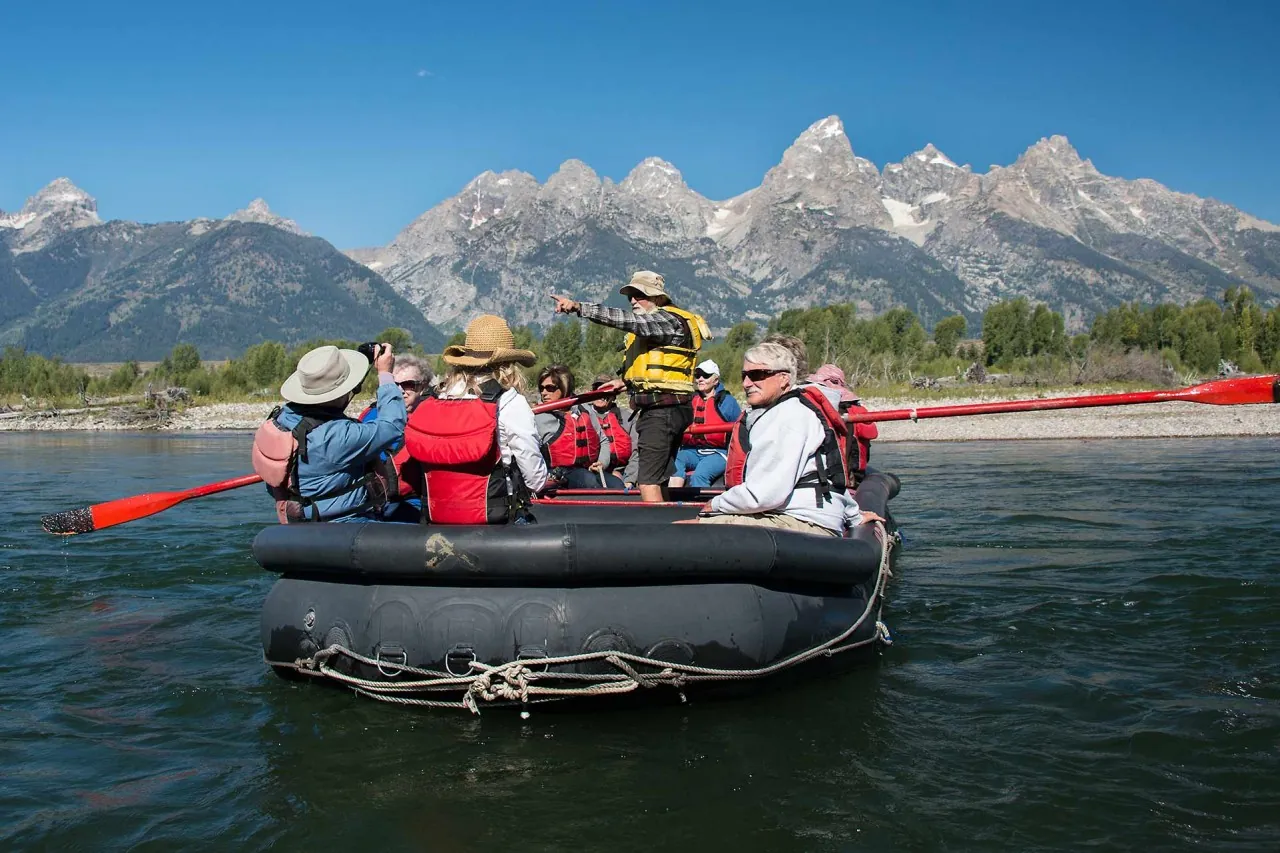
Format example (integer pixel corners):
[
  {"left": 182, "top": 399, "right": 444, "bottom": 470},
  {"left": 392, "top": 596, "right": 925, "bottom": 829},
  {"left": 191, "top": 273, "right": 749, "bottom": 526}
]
[{"left": 709, "top": 395, "right": 860, "bottom": 533}]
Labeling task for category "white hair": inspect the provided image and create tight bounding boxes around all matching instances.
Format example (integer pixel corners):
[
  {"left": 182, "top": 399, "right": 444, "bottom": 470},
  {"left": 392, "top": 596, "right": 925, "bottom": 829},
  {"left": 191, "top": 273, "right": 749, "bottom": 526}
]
[
  {"left": 392, "top": 353, "right": 432, "bottom": 383},
  {"left": 743, "top": 342, "right": 798, "bottom": 385}
]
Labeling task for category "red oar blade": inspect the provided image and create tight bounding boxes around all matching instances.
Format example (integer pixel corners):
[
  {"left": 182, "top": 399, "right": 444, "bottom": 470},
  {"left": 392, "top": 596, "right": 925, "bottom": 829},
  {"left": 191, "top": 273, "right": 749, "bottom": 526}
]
[
  {"left": 41, "top": 490, "right": 189, "bottom": 535},
  {"left": 41, "top": 474, "right": 264, "bottom": 536},
  {"left": 1180, "top": 374, "right": 1280, "bottom": 405}
]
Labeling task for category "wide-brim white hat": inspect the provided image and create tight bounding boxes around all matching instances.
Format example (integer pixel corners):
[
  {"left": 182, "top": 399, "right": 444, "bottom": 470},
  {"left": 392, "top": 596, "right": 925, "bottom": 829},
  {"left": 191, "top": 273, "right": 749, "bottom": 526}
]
[{"left": 280, "top": 345, "right": 370, "bottom": 405}]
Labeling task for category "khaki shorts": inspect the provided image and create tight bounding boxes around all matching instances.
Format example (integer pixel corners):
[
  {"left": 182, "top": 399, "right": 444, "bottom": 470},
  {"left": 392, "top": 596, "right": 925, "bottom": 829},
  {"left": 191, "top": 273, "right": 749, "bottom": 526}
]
[{"left": 699, "top": 512, "right": 839, "bottom": 537}]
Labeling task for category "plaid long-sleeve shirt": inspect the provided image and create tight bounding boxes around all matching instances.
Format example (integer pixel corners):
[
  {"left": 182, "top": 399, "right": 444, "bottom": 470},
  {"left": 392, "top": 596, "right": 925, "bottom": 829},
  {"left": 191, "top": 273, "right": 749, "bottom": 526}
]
[{"left": 577, "top": 303, "right": 694, "bottom": 348}]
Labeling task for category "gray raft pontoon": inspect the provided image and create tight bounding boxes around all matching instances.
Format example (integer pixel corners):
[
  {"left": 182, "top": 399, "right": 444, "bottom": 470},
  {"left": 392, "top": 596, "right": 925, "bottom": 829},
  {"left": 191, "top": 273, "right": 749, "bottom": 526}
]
[{"left": 255, "top": 471, "right": 900, "bottom": 711}]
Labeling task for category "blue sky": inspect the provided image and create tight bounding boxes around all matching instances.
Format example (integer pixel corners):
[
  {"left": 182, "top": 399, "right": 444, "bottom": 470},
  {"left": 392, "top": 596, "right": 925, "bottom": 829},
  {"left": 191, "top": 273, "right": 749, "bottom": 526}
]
[{"left": 2, "top": 0, "right": 1277, "bottom": 247}]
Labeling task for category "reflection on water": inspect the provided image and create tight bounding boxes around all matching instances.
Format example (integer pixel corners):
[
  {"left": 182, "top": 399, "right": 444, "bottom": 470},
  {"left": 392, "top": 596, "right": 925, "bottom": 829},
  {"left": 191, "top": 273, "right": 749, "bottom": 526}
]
[{"left": 1, "top": 433, "right": 1278, "bottom": 851}]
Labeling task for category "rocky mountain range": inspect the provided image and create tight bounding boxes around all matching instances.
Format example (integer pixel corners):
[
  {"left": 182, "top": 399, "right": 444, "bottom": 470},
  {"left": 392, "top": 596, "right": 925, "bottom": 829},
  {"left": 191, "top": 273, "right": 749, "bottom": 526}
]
[
  {"left": 353, "top": 116, "right": 1280, "bottom": 333},
  {"left": 5, "top": 116, "right": 1277, "bottom": 361},
  {"left": 0, "top": 185, "right": 442, "bottom": 360}
]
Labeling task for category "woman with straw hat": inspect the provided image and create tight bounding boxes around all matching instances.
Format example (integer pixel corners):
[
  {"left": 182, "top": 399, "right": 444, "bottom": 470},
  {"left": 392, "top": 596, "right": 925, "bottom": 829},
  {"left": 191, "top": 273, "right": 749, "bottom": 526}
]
[{"left": 403, "top": 315, "right": 547, "bottom": 524}]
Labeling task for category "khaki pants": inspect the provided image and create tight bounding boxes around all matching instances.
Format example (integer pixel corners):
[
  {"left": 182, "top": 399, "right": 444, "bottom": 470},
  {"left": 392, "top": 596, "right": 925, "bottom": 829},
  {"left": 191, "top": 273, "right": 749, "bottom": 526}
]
[{"left": 699, "top": 512, "right": 838, "bottom": 537}]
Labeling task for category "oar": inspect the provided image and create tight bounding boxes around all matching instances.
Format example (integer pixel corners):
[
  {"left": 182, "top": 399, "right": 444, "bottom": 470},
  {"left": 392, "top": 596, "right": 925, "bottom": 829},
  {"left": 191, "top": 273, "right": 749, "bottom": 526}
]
[
  {"left": 40, "top": 386, "right": 625, "bottom": 535},
  {"left": 844, "top": 373, "right": 1279, "bottom": 423},
  {"left": 41, "top": 474, "right": 265, "bottom": 535},
  {"left": 684, "top": 374, "right": 1280, "bottom": 435}
]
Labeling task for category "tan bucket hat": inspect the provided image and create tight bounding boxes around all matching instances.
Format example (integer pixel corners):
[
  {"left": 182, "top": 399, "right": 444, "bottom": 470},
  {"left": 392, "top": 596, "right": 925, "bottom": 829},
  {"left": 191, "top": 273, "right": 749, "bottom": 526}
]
[
  {"left": 619, "top": 270, "right": 671, "bottom": 302},
  {"left": 280, "top": 345, "right": 369, "bottom": 405},
  {"left": 442, "top": 314, "right": 537, "bottom": 367}
]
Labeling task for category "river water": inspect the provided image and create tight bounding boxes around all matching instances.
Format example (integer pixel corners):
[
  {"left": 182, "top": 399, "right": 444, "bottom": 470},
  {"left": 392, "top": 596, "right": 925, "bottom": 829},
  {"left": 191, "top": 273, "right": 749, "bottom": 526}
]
[{"left": 1, "top": 433, "right": 1276, "bottom": 851}]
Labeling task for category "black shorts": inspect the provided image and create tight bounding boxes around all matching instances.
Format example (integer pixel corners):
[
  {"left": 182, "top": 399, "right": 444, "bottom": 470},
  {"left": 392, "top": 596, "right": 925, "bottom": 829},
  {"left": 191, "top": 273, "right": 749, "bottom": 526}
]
[{"left": 634, "top": 403, "right": 694, "bottom": 486}]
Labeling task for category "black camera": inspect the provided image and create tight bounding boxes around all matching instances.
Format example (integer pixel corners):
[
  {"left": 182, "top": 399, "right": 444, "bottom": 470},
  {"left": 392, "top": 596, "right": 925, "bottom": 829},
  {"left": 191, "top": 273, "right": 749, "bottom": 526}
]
[{"left": 357, "top": 342, "right": 380, "bottom": 364}]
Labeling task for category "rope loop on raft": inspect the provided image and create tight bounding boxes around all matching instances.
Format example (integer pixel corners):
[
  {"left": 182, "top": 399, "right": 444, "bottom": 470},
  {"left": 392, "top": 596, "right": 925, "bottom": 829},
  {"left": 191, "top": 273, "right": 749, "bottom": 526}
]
[{"left": 277, "top": 521, "right": 896, "bottom": 714}]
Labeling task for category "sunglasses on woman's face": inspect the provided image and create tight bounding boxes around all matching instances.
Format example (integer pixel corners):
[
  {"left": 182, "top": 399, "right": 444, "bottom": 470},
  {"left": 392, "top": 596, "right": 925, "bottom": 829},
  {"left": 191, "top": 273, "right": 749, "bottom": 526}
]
[
  {"left": 539, "top": 383, "right": 560, "bottom": 392},
  {"left": 693, "top": 371, "right": 712, "bottom": 379},
  {"left": 396, "top": 380, "right": 422, "bottom": 392},
  {"left": 741, "top": 369, "right": 784, "bottom": 383}
]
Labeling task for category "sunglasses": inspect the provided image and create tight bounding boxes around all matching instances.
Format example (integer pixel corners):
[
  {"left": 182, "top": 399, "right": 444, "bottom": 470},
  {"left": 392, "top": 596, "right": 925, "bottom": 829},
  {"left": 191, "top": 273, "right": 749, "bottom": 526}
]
[
  {"left": 741, "top": 369, "right": 785, "bottom": 383},
  {"left": 539, "top": 383, "right": 561, "bottom": 392},
  {"left": 396, "top": 380, "right": 422, "bottom": 391},
  {"left": 693, "top": 371, "right": 713, "bottom": 379}
]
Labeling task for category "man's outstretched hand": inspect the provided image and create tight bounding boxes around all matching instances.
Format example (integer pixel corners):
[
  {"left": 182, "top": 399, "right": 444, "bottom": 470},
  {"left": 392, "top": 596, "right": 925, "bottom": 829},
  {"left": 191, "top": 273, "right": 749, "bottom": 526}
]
[{"left": 550, "top": 294, "right": 580, "bottom": 314}]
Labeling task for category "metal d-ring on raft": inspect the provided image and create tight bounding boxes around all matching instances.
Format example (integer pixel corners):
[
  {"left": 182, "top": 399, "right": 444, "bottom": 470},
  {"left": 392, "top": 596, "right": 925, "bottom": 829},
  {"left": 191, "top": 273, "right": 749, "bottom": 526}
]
[{"left": 253, "top": 472, "right": 901, "bottom": 714}]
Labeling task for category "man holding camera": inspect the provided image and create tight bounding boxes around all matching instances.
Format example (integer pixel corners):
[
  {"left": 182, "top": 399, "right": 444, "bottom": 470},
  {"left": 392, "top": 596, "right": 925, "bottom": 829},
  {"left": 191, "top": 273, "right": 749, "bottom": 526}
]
[{"left": 255, "top": 342, "right": 406, "bottom": 522}]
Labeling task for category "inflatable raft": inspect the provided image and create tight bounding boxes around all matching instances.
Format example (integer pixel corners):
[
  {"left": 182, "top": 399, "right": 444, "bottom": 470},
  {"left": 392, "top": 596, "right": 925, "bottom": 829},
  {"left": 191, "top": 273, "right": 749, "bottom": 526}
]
[{"left": 255, "top": 470, "right": 900, "bottom": 712}]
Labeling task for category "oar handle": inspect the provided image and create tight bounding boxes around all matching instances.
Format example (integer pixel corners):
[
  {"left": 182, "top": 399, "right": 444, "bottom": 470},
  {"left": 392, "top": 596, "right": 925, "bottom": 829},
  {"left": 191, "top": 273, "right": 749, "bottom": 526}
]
[
  {"left": 188, "top": 474, "right": 263, "bottom": 497},
  {"left": 533, "top": 386, "right": 621, "bottom": 414}
]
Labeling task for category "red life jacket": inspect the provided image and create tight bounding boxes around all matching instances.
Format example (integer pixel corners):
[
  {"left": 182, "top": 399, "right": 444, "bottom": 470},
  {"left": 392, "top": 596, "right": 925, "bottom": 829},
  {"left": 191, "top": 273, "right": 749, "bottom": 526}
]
[
  {"left": 685, "top": 389, "right": 733, "bottom": 449},
  {"left": 545, "top": 405, "right": 602, "bottom": 469},
  {"left": 403, "top": 381, "right": 517, "bottom": 525},
  {"left": 250, "top": 405, "right": 388, "bottom": 523},
  {"left": 840, "top": 401, "right": 878, "bottom": 478},
  {"left": 596, "top": 406, "right": 633, "bottom": 467},
  {"left": 722, "top": 387, "right": 850, "bottom": 505}
]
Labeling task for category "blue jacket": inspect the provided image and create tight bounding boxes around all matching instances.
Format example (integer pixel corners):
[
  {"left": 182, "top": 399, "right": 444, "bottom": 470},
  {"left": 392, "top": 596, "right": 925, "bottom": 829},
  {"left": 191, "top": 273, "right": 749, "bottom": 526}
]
[
  {"left": 275, "top": 373, "right": 407, "bottom": 520},
  {"left": 710, "top": 382, "right": 743, "bottom": 423}
]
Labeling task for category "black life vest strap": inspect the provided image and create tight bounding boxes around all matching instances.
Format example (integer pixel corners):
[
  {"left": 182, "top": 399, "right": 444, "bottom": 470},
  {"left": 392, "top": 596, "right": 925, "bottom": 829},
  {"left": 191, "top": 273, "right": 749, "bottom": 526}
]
[{"left": 278, "top": 403, "right": 382, "bottom": 522}]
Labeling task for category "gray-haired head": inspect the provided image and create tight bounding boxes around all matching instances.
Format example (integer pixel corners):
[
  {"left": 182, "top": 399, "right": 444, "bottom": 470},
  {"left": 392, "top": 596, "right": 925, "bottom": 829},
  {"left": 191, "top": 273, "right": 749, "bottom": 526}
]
[
  {"left": 760, "top": 333, "right": 809, "bottom": 378},
  {"left": 743, "top": 342, "right": 798, "bottom": 385},
  {"left": 391, "top": 353, "right": 432, "bottom": 384}
]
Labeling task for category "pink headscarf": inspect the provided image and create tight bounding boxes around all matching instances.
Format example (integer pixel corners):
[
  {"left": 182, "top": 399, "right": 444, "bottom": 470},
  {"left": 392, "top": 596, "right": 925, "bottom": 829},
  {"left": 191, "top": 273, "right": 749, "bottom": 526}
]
[{"left": 806, "top": 363, "right": 858, "bottom": 404}]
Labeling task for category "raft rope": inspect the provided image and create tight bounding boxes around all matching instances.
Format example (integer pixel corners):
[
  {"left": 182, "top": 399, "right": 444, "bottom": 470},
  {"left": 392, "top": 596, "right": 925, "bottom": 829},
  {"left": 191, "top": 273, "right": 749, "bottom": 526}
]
[{"left": 273, "top": 522, "right": 897, "bottom": 715}]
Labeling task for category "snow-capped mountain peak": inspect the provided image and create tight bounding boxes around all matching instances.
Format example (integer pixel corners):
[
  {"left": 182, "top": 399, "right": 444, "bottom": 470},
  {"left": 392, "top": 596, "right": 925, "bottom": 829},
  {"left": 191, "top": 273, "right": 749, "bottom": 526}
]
[
  {"left": 0, "top": 177, "right": 100, "bottom": 251},
  {"left": 224, "top": 198, "right": 308, "bottom": 236}
]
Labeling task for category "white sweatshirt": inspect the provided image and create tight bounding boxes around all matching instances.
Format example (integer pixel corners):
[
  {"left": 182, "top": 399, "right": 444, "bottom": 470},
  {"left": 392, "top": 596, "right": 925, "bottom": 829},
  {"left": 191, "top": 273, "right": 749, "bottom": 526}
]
[{"left": 708, "top": 395, "right": 860, "bottom": 533}]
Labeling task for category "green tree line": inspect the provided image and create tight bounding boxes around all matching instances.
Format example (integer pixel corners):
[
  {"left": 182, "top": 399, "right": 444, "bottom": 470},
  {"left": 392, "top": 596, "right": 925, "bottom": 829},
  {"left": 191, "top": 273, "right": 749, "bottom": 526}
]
[{"left": 4, "top": 289, "right": 1278, "bottom": 407}]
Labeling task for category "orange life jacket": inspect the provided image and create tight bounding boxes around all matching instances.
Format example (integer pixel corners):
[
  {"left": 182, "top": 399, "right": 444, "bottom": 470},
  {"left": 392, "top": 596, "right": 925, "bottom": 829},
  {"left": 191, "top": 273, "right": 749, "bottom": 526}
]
[
  {"left": 403, "top": 381, "right": 518, "bottom": 525},
  {"left": 545, "top": 405, "right": 602, "bottom": 469},
  {"left": 684, "top": 389, "right": 733, "bottom": 449},
  {"left": 596, "top": 406, "right": 633, "bottom": 467},
  {"left": 840, "top": 401, "right": 878, "bottom": 477}
]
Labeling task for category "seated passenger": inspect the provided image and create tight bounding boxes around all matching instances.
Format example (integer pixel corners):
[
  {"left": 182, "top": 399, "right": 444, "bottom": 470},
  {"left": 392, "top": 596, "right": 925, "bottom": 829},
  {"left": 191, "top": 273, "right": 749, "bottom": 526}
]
[
  {"left": 535, "top": 364, "right": 621, "bottom": 489},
  {"left": 587, "top": 373, "right": 633, "bottom": 485},
  {"left": 695, "top": 343, "right": 882, "bottom": 536},
  {"left": 806, "top": 363, "right": 877, "bottom": 483},
  {"left": 358, "top": 354, "right": 433, "bottom": 522},
  {"left": 403, "top": 316, "right": 547, "bottom": 524},
  {"left": 670, "top": 359, "right": 741, "bottom": 489},
  {"left": 251, "top": 343, "right": 405, "bottom": 522}
]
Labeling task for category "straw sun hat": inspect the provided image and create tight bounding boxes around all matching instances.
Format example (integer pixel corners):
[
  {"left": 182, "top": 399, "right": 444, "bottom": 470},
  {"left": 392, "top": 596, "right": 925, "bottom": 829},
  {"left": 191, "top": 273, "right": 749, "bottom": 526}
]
[
  {"left": 442, "top": 314, "right": 537, "bottom": 368},
  {"left": 280, "top": 345, "right": 370, "bottom": 405}
]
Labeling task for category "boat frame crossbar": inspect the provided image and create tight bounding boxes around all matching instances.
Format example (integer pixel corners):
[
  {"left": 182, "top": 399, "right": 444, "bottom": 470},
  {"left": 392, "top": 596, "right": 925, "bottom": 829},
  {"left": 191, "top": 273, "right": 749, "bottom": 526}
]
[{"left": 268, "top": 522, "right": 898, "bottom": 715}]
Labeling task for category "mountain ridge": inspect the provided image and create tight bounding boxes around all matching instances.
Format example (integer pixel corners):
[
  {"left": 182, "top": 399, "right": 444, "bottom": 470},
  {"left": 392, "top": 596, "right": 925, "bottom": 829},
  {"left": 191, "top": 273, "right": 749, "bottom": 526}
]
[{"left": 349, "top": 115, "right": 1279, "bottom": 332}]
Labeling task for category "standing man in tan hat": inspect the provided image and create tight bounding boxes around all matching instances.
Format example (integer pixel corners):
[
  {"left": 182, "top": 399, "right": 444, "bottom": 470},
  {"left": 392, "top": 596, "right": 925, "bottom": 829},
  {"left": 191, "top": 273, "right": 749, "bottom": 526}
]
[
  {"left": 551, "top": 270, "right": 710, "bottom": 503},
  {"left": 251, "top": 342, "right": 405, "bottom": 522}
]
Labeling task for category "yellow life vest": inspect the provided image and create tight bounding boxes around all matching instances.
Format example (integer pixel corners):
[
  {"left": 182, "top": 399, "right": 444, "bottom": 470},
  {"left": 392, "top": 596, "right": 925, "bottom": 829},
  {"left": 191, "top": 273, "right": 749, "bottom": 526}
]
[{"left": 621, "top": 306, "right": 712, "bottom": 394}]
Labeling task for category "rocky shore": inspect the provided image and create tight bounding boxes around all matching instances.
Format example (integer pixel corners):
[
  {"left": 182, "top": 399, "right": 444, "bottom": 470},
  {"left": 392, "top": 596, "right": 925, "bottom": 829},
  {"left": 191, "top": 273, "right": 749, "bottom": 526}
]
[{"left": 2, "top": 393, "right": 1276, "bottom": 441}]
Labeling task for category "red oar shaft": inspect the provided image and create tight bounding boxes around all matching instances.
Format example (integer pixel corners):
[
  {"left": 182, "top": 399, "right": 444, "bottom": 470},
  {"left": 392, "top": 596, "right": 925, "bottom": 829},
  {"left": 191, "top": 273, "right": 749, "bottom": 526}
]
[
  {"left": 684, "top": 374, "right": 1280, "bottom": 435},
  {"left": 42, "top": 386, "right": 626, "bottom": 535}
]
